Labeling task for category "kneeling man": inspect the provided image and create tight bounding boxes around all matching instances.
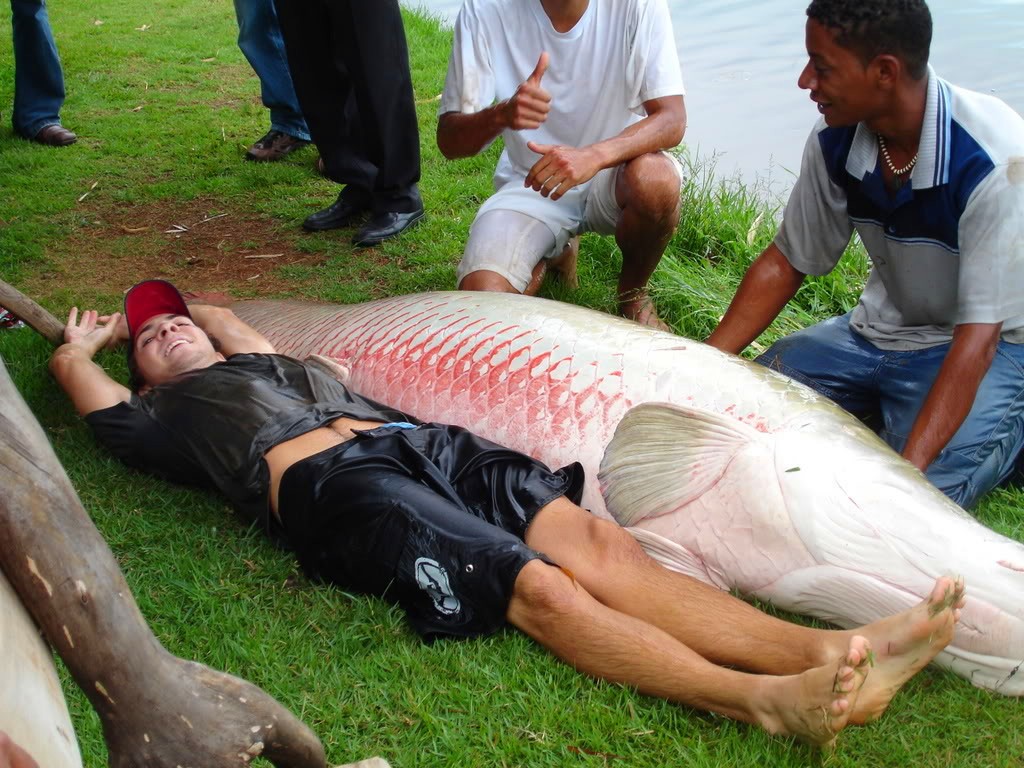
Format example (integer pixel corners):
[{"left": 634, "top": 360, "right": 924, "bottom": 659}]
[
  {"left": 708, "top": 0, "right": 1024, "bottom": 509},
  {"left": 50, "top": 279, "right": 965, "bottom": 747},
  {"left": 437, "top": 0, "right": 687, "bottom": 329}
]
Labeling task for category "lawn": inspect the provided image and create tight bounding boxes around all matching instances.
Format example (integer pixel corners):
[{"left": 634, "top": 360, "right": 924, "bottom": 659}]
[{"left": 1, "top": 2, "right": 1022, "bottom": 766}]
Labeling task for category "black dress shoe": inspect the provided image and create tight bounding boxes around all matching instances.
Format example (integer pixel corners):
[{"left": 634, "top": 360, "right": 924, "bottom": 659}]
[
  {"left": 353, "top": 207, "right": 425, "bottom": 247},
  {"left": 302, "top": 193, "right": 371, "bottom": 232}
]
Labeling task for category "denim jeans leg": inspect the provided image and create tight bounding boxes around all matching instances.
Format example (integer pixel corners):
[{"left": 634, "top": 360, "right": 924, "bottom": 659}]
[
  {"left": 879, "top": 342, "right": 1024, "bottom": 509},
  {"left": 10, "top": 0, "right": 66, "bottom": 138},
  {"left": 233, "top": 0, "right": 310, "bottom": 140}
]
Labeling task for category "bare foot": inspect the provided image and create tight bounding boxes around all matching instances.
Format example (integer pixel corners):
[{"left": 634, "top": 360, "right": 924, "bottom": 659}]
[
  {"left": 524, "top": 238, "right": 580, "bottom": 296},
  {"left": 757, "top": 635, "right": 871, "bottom": 747},
  {"left": 524, "top": 259, "right": 547, "bottom": 297},
  {"left": 549, "top": 236, "right": 579, "bottom": 289},
  {"left": 620, "top": 292, "right": 671, "bottom": 332},
  {"left": 843, "top": 576, "right": 965, "bottom": 724}
]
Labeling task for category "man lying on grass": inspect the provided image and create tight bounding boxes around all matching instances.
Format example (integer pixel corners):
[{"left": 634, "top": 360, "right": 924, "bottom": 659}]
[{"left": 49, "top": 278, "right": 966, "bottom": 748}]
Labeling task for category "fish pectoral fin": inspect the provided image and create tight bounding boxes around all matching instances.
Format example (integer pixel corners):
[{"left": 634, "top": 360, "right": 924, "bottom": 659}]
[
  {"left": 757, "top": 565, "right": 920, "bottom": 629},
  {"left": 303, "top": 353, "right": 352, "bottom": 384},
  {"left": 627, "top": 526, "right": 729, "bottom": 589},
  {"left": 598, "top": 402, "right": 763, "bottom": 527}
]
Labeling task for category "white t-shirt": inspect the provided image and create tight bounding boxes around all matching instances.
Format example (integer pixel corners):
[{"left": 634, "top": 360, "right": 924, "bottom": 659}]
[{"left": 440, "top": 0, "right": 685, "bottom": 235}]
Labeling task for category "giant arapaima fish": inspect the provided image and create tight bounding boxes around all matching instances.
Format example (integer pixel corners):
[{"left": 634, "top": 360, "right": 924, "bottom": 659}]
[{"left": 231, "top": 291, "right": 1024, "bottom": 696}]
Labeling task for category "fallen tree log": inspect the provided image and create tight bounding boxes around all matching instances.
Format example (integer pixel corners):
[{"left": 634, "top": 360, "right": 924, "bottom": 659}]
[
  {"left": 0, "top": 279, "right": 63, "bottom": 345},
  {"left": 0, "top": 354, "right": 327, "bottom": 767}
]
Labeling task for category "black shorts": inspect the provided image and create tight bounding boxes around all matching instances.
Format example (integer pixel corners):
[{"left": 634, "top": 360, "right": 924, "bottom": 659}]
[{"left": 278, "top": 422, "right": 585, "bottom": 640}]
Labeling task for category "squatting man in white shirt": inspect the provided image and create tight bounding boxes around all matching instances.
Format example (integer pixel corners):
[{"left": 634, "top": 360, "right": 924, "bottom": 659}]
[{"left": 437, "top": 0, "right": 687, "bottom": 330}]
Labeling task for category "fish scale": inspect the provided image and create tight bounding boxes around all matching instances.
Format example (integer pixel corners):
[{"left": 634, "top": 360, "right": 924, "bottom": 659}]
[{"left": 233, "top": 291, "right": 1024, "bottom": 696}]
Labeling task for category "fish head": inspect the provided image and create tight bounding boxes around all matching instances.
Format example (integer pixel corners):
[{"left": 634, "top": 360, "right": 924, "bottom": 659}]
[
  {"left": 771, "top": 416, "right": 973, "bottom": 532},
  {"left": 766, "top": 416, "right": 1023, "bottom": 591}
]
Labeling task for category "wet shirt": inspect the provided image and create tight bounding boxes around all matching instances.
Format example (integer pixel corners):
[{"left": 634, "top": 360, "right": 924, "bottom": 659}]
[
  {"left": 775, "top": 69, "right": 1024, "bottom": 350},
  {"left": 85, "top": 354, "right": 416, "bottom": 530}
]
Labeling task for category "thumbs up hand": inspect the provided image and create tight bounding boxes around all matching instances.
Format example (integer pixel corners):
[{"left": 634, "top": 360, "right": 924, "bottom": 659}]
[{"left": 502, "top": 52, "right": 551, "bottom": 130}]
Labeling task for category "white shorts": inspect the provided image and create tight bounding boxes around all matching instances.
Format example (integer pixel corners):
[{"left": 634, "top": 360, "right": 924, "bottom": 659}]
[{"left": 457, "top": 153, "right": 682, "bottom": 292}]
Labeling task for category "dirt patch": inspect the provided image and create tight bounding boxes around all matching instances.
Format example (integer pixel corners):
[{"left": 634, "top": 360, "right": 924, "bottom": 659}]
[{"left": 22, "top": 197, "right": 329, "bottom": 301}]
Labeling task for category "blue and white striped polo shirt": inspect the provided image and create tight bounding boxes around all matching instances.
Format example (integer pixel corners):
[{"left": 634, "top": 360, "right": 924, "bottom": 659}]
[{"left": 775, "top": 68, "right": 1024, "bottom": 350}]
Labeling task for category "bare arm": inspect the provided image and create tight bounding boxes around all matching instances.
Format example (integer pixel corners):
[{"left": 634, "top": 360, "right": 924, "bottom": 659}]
[
  {"left": 49, "top": 309, "right": 132, "bottom": 417},
  {"left": 523, "top": 94, "right": 686, "bottom": 201},
  {"left": 436, "top": 52, "right": 552, "bottom": 160},
  {"left": 187, "top": 304, "right": 275, "bottom": 356},
  {"left": 706, "top": 243, "right": 807, "bottom": 355},
  {"left": 902, "top": 322, "right": 1002, "bottom": 471}
]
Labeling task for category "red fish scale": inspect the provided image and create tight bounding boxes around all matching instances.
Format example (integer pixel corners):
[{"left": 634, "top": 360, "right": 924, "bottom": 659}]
[{"left": 235, "top": 297, "right": 622, "bottom": 466}]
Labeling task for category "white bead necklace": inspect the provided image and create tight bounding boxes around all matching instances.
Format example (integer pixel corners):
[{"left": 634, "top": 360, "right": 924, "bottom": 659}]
[{"left": 877, "top": 134, "right": 918, "bottom": 177}]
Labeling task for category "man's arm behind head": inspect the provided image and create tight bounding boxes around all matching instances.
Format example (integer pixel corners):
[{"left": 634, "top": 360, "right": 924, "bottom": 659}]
[{"left": 185, "top": 304, "right": 276, "bottom": 357}]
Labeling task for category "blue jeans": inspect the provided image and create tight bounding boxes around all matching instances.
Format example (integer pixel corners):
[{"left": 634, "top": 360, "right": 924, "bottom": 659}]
[
  {"left": 10, "top": 0, "right": 65, "bottom": 138},
  {"left": 757, "top": 313, "right": 1024, "bottom": 509},
  {"left": 233, "top": 0, "right": 309, "bottom": 141}
]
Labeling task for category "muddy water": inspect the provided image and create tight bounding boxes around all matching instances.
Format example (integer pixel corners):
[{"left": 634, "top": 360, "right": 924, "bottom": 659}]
[{"left": 414, "top": 0, "right": 1024, "bottom": 194}]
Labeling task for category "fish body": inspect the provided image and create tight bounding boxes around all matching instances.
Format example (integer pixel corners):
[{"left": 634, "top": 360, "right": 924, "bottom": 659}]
[{"left": 233, "top": 291, "right": 1024, "bottom": 695}]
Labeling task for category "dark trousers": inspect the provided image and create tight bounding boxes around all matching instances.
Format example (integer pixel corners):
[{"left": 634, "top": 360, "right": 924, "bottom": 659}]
[{"left": 274, "top": 0, "right": 421, "bottom": 213}]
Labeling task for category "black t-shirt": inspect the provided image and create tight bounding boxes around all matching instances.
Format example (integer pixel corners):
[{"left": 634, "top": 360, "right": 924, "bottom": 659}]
[{"left": 85, "top": 353, "right": 416, "bottom": 530}]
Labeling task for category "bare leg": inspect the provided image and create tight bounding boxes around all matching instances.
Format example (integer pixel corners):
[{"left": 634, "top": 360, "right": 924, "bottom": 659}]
[
  {"left": 526, "top": 498, "right": 962, "bottom": 724},
  {"left": 0, "top": 357, "right": 325, "bottom": 768},
  {"left": 613, "top": 154, "right": 681, "bottom": 331},
  {"left": 459, "top": 269, "right": 523, "bottom": 294},
  {"left": 527, "top": 499, "right": 830, "bottom": 672},
  {"left": 507, "top": 561, "right": 870, "bottom": 746},
  {"left": 458, "top": 210, "right": 556, "bottom": 297}
]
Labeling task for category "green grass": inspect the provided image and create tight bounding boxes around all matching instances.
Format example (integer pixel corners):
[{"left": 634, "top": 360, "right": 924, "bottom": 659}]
[{"left": 1, "top": 2, "right": 1022, "bottom": 767}]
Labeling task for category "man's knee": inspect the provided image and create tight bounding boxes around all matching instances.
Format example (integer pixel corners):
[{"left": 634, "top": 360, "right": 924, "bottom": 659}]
[
  {"left": 531, "top": 503, "right": 651, "bottom": 580},
  {"left": 458, "top": 210, "right": 555, "bottom": 293},
  {"left": 458, "top": 269, "right": 521, "bottom": 293},
  {"left": 575, "top": 515, "right": 649, "bottom": 571},
  {"left": 506, "top": 560, "right": 585, "bottom": 635},
  {"left": 619, "top": 153, "right": 682, "bottom": 223}
]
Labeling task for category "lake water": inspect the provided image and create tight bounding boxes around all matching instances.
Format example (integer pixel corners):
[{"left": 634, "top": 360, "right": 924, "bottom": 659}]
[{"left": 413, "top": 0, "right": 1024, "bottom": 195}]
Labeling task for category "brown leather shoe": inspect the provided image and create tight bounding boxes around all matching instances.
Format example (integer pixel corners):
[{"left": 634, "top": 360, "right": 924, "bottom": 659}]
[
  {"left": 245, "top": 130, "right": 309, "bottom": 162},
  {"left": 32, "top": 124, "right": 77, "bottom": 146}
]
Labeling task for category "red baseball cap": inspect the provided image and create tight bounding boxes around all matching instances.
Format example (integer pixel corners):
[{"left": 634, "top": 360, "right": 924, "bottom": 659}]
[{"left": 124, "top": 280, "right": 191, "bottom": 343}]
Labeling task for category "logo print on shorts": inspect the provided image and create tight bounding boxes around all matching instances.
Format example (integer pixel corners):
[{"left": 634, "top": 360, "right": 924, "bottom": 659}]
[{"left": 414, "top": 557, "right": 461, "bottom": 615}]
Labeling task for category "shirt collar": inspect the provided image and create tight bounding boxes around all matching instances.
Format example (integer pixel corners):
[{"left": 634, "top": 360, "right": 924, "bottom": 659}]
[{"left": 844, "top": 66, "right": 951, "bottom": 190}]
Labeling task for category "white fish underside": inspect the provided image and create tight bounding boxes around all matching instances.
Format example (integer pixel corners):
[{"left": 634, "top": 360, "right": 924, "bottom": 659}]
[{"left": 233, "top": 291, "right": 1024, "bottom": 696}]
